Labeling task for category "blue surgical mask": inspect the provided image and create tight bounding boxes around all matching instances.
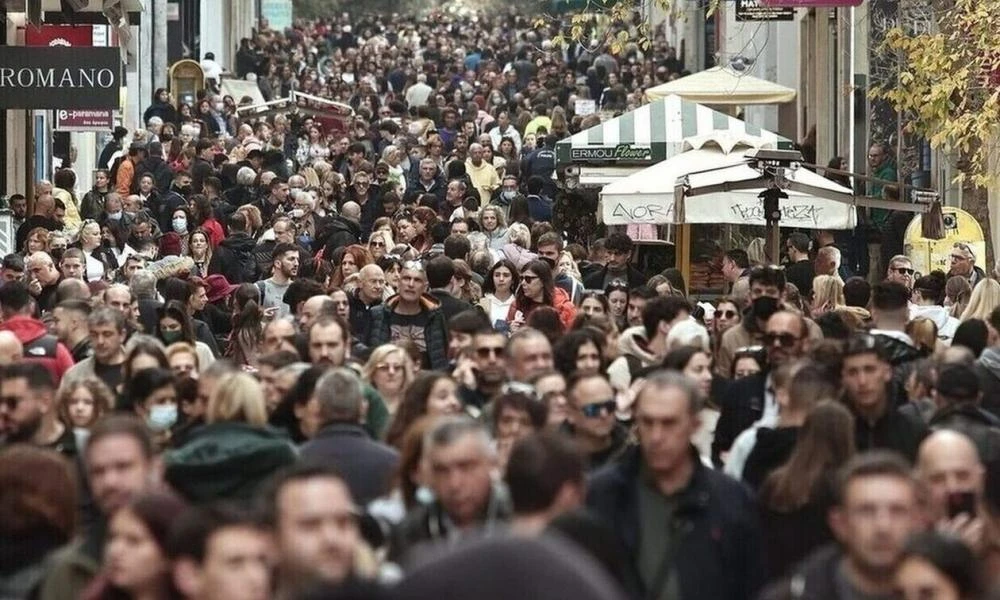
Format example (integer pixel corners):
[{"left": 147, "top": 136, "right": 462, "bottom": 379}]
[
  {"left": 147, "top": 404, "right": 177, "bottom": 432},
  {"left": 172, "top": 217, "right": 187, "bottom": 233},
  {"left": 108, "top": 211, "right": 123, "bottom": 221}
]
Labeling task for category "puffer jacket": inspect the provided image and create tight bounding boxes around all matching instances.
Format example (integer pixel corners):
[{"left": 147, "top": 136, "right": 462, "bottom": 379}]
[
  {"left": 366, "top": 294, "right": 449, "bottom": 371},
  {"left": 506, "top": 286, "right": 577, "bottom": 331},
  {"left": 164, "top": 422, "right": 297, "bottom": 503}
]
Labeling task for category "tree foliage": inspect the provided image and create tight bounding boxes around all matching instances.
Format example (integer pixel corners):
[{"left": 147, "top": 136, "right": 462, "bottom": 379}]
[{"left": 870, "top": 0, "right": 1000, "bottom": 185}]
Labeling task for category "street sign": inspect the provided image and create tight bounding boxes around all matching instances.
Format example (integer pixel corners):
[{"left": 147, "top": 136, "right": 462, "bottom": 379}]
[
  {"left": 54, "top": 109, "right": 115, "bottom": 131},
  {"left": 735, "top": 0, "right": 795, "bottom": 21}
]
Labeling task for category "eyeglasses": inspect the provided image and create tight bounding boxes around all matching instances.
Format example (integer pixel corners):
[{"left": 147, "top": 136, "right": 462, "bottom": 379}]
[
  {"left": 375, "top": 363, "right": 404, "bottom": 373},
  {"left": 718, "top": 310, "right": 738, "bottom": 319},
  {"left": 735, "top": 345, "right": 764, "bottom": 355},
  {"left": 762, "top": 332, "right": 800, "bottom": 348},
  {"left": 520, "top": 274, "right": 538, "bottom": 283},
  {"left": 953, "top": 243, "right": 976, "bottom": 261},
  {"left": 475, "top": 346, "right": 505, "bottom": 358},
  {"left": 370, "top": 241, "right": 386, "bottom": 248},
  {"left": 580, "top": 399, "right": 616, "bottom": 418},
  {"left": 892, "top": 267, "right": 915, "bottom": 275}
]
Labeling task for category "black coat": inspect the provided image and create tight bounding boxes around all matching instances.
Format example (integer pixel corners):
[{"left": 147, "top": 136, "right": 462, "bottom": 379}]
[
  {"left": 429, "top": 289, "right": 474, "bottom": 323},
  {"left": 929, "top": 402, "right": 1000, "bottom": 470},
  {"left": 218, "top": 232, "right": 258, "bottom": 283},
  {"left": 582, "top": 265, "right": 647, "bottom": 291},
  {"left": 714, "top": 372, "right": 766, "bottom": 466},
  {"left": 758, "top": 544, "right": 845, "bottom": 600},
  {"left": 320, "top": 215, "right": 361, "bottom": 257},
  {"left": 300, "top": 423, "right": 399, "bottom": 505},
  {"left": 587, "top": 446, "right": 766, "bottom": 600},
  {"left": 137, "top": 156, "right": 174, "bottom": 197},
  {"left": 853, "top": 400, "right": 928, "bottom": 461}
]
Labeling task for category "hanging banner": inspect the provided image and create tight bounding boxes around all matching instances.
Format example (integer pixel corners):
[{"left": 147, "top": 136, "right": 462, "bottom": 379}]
[
  {"left": 0, "top": 47, "right": 121, "bottom": 109},
  {"left": 54, "top": 109, "right": 115, "bottom": 131},
  {"left": 603, "top": 196, "right": 855, "bottom": 229}
]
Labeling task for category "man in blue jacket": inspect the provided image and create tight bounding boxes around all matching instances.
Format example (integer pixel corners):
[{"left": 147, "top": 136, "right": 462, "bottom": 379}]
[{"left": 587, "top": 370, "right": 765, "bottom": 600}]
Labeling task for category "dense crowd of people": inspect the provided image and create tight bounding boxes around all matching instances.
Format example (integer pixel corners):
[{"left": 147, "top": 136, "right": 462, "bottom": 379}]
[{"left": 4, "top": 8, "right": 1000, "bottom": 600}]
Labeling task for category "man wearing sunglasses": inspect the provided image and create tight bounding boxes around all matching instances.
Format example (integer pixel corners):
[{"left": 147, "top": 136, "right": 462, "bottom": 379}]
[
  {"left": 565, "top": 373, "right": 631, "bottom": 472},
  {"left": 885, "top": 254, "right": 915, "bottom": 292},
  {"left": 948, "top": 242, "right": 986, "bottom": 288},
  {"left": 714, "top": 310, "right": 807, "bottom": 466}
]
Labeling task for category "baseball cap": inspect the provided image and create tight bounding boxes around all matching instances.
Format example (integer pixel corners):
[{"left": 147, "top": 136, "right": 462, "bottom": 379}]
[{"left": 936, "top": 363, "right": 981, "bottom": 401}]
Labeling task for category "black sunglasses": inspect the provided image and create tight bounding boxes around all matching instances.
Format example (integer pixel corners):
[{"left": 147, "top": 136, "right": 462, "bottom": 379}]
[
  {"left": 762, "top": 332, "right": 800, "bottom": 348},
  {"left": 892, "top": 267, "right": 915, "bottom": 276},
  {"left": 718, "top": 310, "right": 738, "bottom": 319},
  {"left": 580, "top": 399, "right": 616, "bottom": 418}
]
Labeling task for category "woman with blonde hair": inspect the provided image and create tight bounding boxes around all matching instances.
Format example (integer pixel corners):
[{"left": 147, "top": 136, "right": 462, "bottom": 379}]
[
  {"left": 235, "top": 204, "right": 263, "bottom": 238},
  {"left": 946, "top": 276, "right": 973, "bottom": 319},
  {"left": 164, "top": 371, "right": 296, "bottom": 502},
  {"left": 368, "top": 229, "right": 394, "bottom": 262},
  {"left": 557, "top": 251, "right": 582, "bottom": 282},
  {"left": 165, "top": 342, "right": 200, "bottom": 379},
  {"left": 363, "top": 344, "right": 415, "bottom": 417},
  {"left": 810, "top": 275, "right": 845, "bottom": 318},
  {"left": 960, "top": 278, "right": 1000, "bottom": 322},
  {"left": 906, "top": 317, "right": 939, "bottom": 356},
  {"left": 479, "top": 205, "right": 509, "bottom": 250}
]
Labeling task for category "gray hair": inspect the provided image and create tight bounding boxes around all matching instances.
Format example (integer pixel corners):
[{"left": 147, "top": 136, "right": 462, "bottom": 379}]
[
  {"left": 636, "top": 370, "right": 703, "bottom": 415},
  {"left": 130, "top": 269, "right": 158, "bottom": 299},
  {"left": 314, "top": 367, "right": 365, "bottom": 424},
  {"left": 236, "top": 166, "right": 257, "bottom": 186},
  {"left": 276, "top": 362, "right": 310, "bottom": 381},
  {"left": 424, "top": 415, "right": 494, "bottom": 457}
]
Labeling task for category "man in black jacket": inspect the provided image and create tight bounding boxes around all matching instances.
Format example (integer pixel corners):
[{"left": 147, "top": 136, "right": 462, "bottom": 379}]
[
  {"left": 929, "top": 362, "right": 1000, "bottom": 472},
  {"left": 322, "top": 201, "right": 362, "bottom": 257},
  {"left": 582, "top": 233, "right": 646, "bottom": 290},
  {"left": 137, "top": 141, "right": 174, "bottom": 199},
  {"left": 588, "top": 371, "right": 764, "bottom": 600},
  {"left": 299, "top": 368, "right": 399, "bottom": 506},
  {"left": 842, "top": 333, "right": 927, "bottom": 460},
  {"left": 190, "top": 139, "right": 216, "bottom": 193},
  {"left": 390, "top": 416, "right": 510, "bottom": 562},
  {"left": 217, "top": 212, "right": 258, "bottom": 283},
  {"left": 760, "top": 452, "right": 922, "bottom": 600}
]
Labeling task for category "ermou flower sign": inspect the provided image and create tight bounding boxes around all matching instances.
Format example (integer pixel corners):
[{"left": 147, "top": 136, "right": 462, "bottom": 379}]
[{"left": 0, "top": 47, "right": 121, "bottom": 109}]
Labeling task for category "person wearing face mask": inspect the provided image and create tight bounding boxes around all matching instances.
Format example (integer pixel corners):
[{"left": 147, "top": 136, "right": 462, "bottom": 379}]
[
  {"left": 125, "top": 367, "right": 179, "bottom": 448},
  {"left": 156, "top": 170, "right": 193, "bottom": 233}
]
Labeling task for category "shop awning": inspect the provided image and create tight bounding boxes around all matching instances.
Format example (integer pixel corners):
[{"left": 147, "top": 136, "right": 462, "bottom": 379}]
[
  {"left": 555, "top": 94, "right": 792, "bottom": 168},
  {"left": 645, "top": 67, "right": 797, "bottom": 105},
  {"left": 600, "top": 139, "right": 856, "bottom": 230}
]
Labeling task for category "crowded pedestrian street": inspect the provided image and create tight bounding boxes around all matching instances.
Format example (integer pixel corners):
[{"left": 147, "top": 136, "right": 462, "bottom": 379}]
[{"left": 1, "top": 1, "right": 998, "bottom": 599}]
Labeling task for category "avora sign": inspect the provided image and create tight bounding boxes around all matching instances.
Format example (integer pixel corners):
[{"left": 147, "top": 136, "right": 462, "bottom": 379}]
[{"left": 0, "top": 47, "right": 121, "bottom": 109}]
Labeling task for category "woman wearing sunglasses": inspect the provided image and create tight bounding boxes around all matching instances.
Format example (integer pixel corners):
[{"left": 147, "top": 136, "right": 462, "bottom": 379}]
[
  {"left": 712, "top": 297, "right": 742, "bottom": 354},
  {"left": 508, "top": 259, "right": 577, "bottom": 332},
  {"left": 368, "top": 229, "right": 394, "bottom": 261}
]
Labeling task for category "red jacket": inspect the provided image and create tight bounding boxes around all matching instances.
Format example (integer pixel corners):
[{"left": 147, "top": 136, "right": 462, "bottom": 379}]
[
  {"left": 0, "top": 315, "right": 75, "bottom": 384},
  {"left": 507, "top": 286, "right": 578, "bottom": 331}
]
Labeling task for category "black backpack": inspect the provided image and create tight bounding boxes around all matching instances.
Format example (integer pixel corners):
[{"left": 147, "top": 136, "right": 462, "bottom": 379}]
[{"left": 234, "top": 249, "right": 257, "bottom": 283}]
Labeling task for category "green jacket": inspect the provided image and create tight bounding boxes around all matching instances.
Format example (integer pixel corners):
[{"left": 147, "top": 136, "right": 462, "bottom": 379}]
[
  {"left": 868, "top": 161, "right": 898, "bottom": 228},
  {"left": 164, "top": 422, "right": 297, "bottom": 503},
  {"left": 364, "top": 384, "right": 390, "bottom": 440}
]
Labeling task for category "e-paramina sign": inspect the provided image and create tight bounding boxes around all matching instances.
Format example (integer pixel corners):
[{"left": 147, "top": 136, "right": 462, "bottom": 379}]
[{"left": 0, "top": 47, "right": 121, "bottom": 109}]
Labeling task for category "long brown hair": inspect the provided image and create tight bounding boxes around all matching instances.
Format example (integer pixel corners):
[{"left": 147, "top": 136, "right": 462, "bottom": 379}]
[{"left": 759, "top": 401, "right": 855, "bottom": 512}]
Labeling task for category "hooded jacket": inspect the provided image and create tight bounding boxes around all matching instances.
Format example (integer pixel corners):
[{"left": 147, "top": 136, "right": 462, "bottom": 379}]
[
  {"left": 366, "top": 294, "right": 449, "bottom": 371},
  {"left": 607, "top": 326, "right": 659, "bottom": 391},
  {"left": 507, "top": 286, "right": 577, "bottom": 331},
  {"left": 322, "top": 214, "right": 362, "bottom": 256},
  {"left": 910, "top": 304, "right": 959, "bottom": 344},
  {"left": 218, "top": 232, "right": 258, "bottom": 283},
  {"left": 164, "top": 421, "right": 297, "bottom": 503},
  {"left": 0, "top": 315, "right": 75, "bottom": 385}
]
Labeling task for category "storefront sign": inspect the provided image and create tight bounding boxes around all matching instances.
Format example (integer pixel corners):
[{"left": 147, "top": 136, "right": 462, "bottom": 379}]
[
  {"left": 736, "top": 0, "right": 795, "bottom": 21},
  {"left": 569, "top": 144, "right": 653, "bottom": 162},
  {"left": 54, "top": 109, "right": 115, "bottom": 131},
  {"left": 763, "top": 0, "right": 861, "bottom": 6},
  {"left": 0, "top": 47, "right": 121, "bottom": 109}
]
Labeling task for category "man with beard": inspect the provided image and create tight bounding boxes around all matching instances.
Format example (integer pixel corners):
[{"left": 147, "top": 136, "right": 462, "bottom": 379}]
[
  {"left": 0, "top": 362, "right": 73, "bottom": 455},
  {"left": 582, "top": 233, "right": 645, "bottom": 290},
  {"left": 458, "top": 329, "right": 510, "bottom": 409},
  {"left": 348, "top": 170, "right": 382, "bottom": 241},
  {"left": 39, "top": 417, "right": 157, "bottom": 600},
  {"left": 257, "top": 243, "right": 299, "bottom": 319},
  {"left": 714, "top": 309, "right": 810, "bottom": 466}
]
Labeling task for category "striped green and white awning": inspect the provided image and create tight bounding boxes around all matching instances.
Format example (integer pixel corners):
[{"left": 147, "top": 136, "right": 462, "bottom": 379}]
[{"left": 555, "top": 94, "right": 793, "bottom": 167}]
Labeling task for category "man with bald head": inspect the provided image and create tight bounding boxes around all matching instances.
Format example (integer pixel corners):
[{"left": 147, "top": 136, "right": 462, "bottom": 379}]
[
  {"left": 916, "top": 430, "right": 985, "bottom": 550},
  {"left": 298, "top": 295, "right": 336, "bottom": 332},
  {"left": 0, "top": 331, "right": 23, "bottom": 365},
  {"left": 349, "top": 265, "right": 385, "bottom": 336},
  {"left": 26, "top": 252, "right": 62, "bottom": 313},
  {"left": 465, "top": 142, "right": 500, "bottom": 207},
  {"left": 16, "top": 193, "right": 59, "bottom": 253},
  {"left": 323, "top": 201, "right": 362, "bottom": 256},
  {"left": 54, "top": 278, "right": 91, "bottom": 304}
]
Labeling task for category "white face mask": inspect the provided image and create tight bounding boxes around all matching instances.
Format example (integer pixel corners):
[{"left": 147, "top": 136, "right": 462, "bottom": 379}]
[
  {"left": 147, "top": 404, "right": 178, "bottom": 432},
  {"left": 289, "top": 209, "right": 306, "bottom": 219},
  {"left": 172, "top": 217, "right": 187, "bottom": 233}
]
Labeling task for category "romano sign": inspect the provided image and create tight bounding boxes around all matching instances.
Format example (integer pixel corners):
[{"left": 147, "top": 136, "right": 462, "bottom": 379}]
[
  {"left": 0, "top": 47, "right": 121, "bottom": 109},
  {"left": 569, "top": 144, "right": 654, "bottom": 163}
]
